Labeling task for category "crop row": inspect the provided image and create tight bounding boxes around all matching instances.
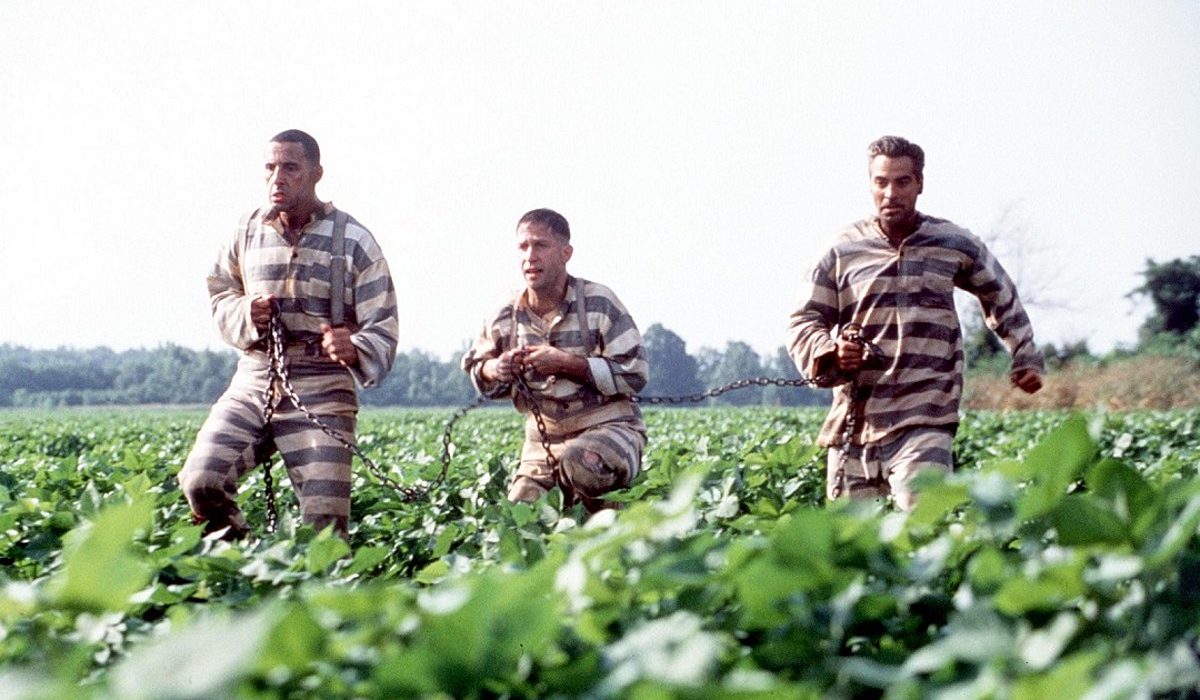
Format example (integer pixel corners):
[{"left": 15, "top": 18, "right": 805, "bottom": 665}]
[{"left": 0, "top": 407, "right": 1198, "bottom": 698}]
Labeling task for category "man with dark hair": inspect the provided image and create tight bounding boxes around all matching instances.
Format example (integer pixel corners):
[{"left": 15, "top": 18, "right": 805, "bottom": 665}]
[
  {"left": 788, "top": 135, "right": 1043, "bottom": 509},
  {"left": 178, "top": 129, "right": 398, "bottom": 539},
  {"left": 462, "top": 208, "right": 648, "bottom": 512}
]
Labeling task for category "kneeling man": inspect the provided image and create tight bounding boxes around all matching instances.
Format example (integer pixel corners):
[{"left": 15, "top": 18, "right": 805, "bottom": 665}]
[{"left": 462, "top": 208, "right": 648, "bottom": 512}]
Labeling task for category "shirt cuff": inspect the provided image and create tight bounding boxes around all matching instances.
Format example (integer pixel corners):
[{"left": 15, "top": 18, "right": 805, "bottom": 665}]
[{"left": 587, "top": 357, "right": 618, "bottom": 395}]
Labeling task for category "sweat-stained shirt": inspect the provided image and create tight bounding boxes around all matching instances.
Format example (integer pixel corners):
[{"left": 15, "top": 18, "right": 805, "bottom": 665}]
[
  {"left": 207, "top": 203, "right": 399, "bottom": 388},
  {"left": 461, "top": 276, "right": 649, "bottom": 437},
  {"left": 787, "top": 214, "right": 1044, "bottom": 447}
]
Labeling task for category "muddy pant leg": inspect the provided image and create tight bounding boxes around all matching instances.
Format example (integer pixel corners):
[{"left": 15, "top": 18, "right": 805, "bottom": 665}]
[
  {"left": 882, "top": 427, "right": 954, "bottom": 511},
  {"left": 178, "top": 391, "right": 268, "bottom": 537},
  {"left": 826, "top": 443, "right": 887, "bottom": 505},
  {"left": 508, "top": 435, "right": 561, "bottom": 504},
  {"left": 557, "top": 422, "right": 645, "bottom": 513},
  {"left": 272, "top": 410, "right": 355, "bottom": 538}
]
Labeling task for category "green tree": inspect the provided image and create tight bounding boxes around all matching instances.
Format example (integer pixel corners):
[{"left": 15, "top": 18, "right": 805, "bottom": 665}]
[
  {"left": 1130, "top": 256, "right": 1200, "bottom": 340},
  {"left": 642, "top": 323, "right": 703, "bottom": 398},
  {"left": 762, "top": 345, "right": 828, "bottom": 406},
  {"left": 708, "top": 341, "right": 764, "bottom": 406}
]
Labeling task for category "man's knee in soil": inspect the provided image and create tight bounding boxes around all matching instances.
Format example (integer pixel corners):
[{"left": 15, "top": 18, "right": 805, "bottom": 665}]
[{"left": 560, "top": 447, "right": 621, "bottom": 498}]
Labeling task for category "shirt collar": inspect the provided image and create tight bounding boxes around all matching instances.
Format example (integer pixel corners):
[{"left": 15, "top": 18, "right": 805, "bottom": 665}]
[
  {"left": 263, "top": 201, "right": 335, "bottom": 234},
  {"left": 870, "top": 211, "right": 925, "bottom": 240},
  {"left": 516, "top": 274, "right": 576, "bottom": 319}
]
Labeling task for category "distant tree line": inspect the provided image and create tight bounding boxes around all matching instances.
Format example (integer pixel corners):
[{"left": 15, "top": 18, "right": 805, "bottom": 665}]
[
  {"left": 5, "top": 256, "right": 1195, "bottom": 409},
  {"left": 0, "top": 325, "right": 828, "bottom": 409}
]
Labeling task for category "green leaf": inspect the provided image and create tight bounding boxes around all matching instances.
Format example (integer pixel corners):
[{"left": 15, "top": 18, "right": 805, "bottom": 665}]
[
  {"left": 432, "top": 522, "right": 461, "bottom": 558},
  {"left": 345, "top": 545, "right": 389, "bottom": 575},
  {"left": 256, "top": 605, "right": 324, "bottom": 679},
  {"left": 1017, "top": 414, "right": 1097, "bottom": 520},
  {"left": 111, "top": 608, "right": 271, "bottom": 698},
  {"left": 415, "top": 559, "right": 451, "bottom": 585},
  {"left": 1012, "top": 650, "right": 1102, "bottom": 700},
  {"left": 994, "top": 563, "right": 1084, "bottom": 615},
  {"left": 1052, "top": 495, "right": 1129, "bottom": 546},
  {"left": 967, "top": 547, "right": 1010, "bottom": 593},
  {"left": 306, "top": 535, "right": 351, "bottom": 574},
  {"left": 771, "top": 509, "right": 834, "bottom": 568},
  {"left": 1147, "top": 492, "right": 1200, "bottom": 571},
  {"left": 52, "top": 497, "right": 155, "bottom": 612},
  {"left": 907, "top": 481, "right": 970, "bottom": 526}
]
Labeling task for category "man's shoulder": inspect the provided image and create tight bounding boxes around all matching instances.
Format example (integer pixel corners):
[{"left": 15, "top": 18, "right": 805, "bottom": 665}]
[
  {"left": 327, "top": 209, "right": 391, "bottom": 261},
  {"left": 332, "top": 209, "right": 375, "bottom": 241},
  {"left": 831, "top": 219, "right": 874, "bottom": 243},
  {"left": 819, "top": 219, "right": 877, "bottom": 257},
  {"left": 574, "top": 278, "right": 633, "bottom": 313},
  {"left": 914, "top": 215, "right": 983, "bottom": 252},
  {"left": 918, "top": 214, "right": 970, "bottom": 236},
  {"left": 576, "top": 277, "right": 622, "bottom": 299},
  {"left": 235, "top": 207, "right": 266, "bottom": 233}
]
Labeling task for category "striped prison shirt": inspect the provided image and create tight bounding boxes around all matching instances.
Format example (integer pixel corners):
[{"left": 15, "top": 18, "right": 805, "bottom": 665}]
[
  {"left": 462, "top": 276, "right": 649, "bottom": 436},
  {"left": 787, "top": 214, "right": 1044, "bottom": 447},
  {"left": 207, "top": 202, "right": 399, "bottom": 387}
]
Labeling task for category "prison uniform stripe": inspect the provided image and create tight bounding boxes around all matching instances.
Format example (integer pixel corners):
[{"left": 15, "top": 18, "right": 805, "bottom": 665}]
[
  {"left": 788, "top": 214, "right": 1043, "bottom": 447},
  {"left": 207, "top": 205, "right": 398, "bottom": 388},
  {"left": 462, "top": 276, "right": 649, "bottom": 421}
]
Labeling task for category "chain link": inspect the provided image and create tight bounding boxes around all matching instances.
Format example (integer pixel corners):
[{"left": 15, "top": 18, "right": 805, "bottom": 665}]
[
  {"left": 633, "top": 375, "right": 825, "bottom": 405},
  {"left": 440, "top": 392, "right": 491, "bottom": 479},
  {"left": 513, "top": 370, "right": 559, "bottom": 468},
  {"left": 257, "top": 309, "right": 429, "bottom": 532},
  {"left": 256, "top": 309, "right": 880, "bottom": 517}
]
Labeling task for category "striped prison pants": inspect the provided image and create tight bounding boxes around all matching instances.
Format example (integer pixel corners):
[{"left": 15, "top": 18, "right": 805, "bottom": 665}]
[
  {"left": 178, "top": 352, "right": 357, "bottom": 538},
  {"left": 826, "top": 426, "right": 954, "bottom": 510},
  {"left": 509, "top": 413, "right": 646, "bottom": 513}
]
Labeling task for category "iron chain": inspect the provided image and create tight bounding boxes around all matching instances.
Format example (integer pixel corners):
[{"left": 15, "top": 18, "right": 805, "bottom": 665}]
[
  {"left": 513, "top": 369, "right": 559, "bottom": 468},
  {"left": 633, "top": 375, "right": 824, "bottom": 405},
  {"left": 258, "top": 309, "right": 428, "bottom": 532}
]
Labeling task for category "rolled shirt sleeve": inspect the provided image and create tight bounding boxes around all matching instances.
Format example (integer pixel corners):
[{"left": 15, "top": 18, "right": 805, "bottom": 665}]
[
  {"left": 347, "top": 254, "right": 399, "bottom": 388},
  {"left": 786, "top": 250, "right": 843, "bottom": 387},
  {"left": 207, "top": 218, "right": 263, "bottom": 351},
  {"left": 956, "top": 232, "right": 1046, "bottom": 375}
]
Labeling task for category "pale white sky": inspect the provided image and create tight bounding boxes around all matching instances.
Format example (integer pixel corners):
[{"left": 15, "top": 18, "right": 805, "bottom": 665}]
[{"left": 2, "top": 2, "right": 1197, "bottom": 360}]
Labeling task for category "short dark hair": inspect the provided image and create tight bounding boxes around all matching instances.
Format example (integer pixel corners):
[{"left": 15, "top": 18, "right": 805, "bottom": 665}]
[
  {"left": 270, "top": 129, "right": 321, "bottom": 166},
  {"left": 517, "top": 208, "right": 571, "bottom": 242},
  {"left": 867, "top": 135, "right": 924, "bottom": 179}
]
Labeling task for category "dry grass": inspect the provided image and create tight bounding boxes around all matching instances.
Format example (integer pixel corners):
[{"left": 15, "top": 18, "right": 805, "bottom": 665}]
[{"left": 964, "top": 355, "right": 1200, "bottom": 410}]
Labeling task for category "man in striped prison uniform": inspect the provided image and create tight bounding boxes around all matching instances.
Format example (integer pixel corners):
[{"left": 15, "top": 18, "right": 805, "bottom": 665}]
[
  {"left": 178, "top": 129, "right": 398, "bottom": 539},
  {"left": 787, "top": 136, "right": 1044, "bottom": 510},
  {"left": 462, "top": 208, "right": 649, "bottom": 513}
]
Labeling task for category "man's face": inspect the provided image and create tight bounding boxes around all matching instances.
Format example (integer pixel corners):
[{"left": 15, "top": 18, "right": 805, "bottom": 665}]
[
  {"left": 264, "top": 141, "right": 322, "bottom": 214},
  {"left": 870, "top": 155, "right": 922, "bottom": 232},
  {"left": 517, "top": 222, "right": 572, "bottom": 295}
]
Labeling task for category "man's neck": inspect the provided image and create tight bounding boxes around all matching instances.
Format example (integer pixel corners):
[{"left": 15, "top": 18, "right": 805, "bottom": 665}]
[
  {"left": 879, "top": 215, "right": 919, "bottom": 246},
  {"left": 525, "top": 281, "right": 567, "bottom": 317},
  {"left": 278, "top": 200, "right": 321, "bottom": 240}
]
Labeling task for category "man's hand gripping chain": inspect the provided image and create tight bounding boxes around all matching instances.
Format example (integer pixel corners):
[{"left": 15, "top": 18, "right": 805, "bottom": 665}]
[
  {"left": 256, "top": 304, "right": 429, "bottom": 533},
  {"left": 832, "top": 323, "right": 886, "bottom": 499}
]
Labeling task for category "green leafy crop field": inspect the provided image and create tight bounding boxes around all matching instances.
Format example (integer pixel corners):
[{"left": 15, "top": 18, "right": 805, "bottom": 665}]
[{"left": 1, "top": 406, "right": 1198, "bottom": 698}]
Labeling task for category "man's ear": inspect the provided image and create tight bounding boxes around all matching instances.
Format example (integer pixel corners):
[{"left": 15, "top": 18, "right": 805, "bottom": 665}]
[
  {"left": 916, "top": 175, "right": 923, "bottom": 195},
  {"left": 563, "top": 244, "right": 573, "bottom": 263},
  {"left": 314, "top": 164, "right": 324, "bottom": 184}
]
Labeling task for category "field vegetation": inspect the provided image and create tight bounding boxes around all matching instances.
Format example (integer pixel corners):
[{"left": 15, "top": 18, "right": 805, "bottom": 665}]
[{"left": 1, "top": 405, "right": 1198, "bottom": 698}]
